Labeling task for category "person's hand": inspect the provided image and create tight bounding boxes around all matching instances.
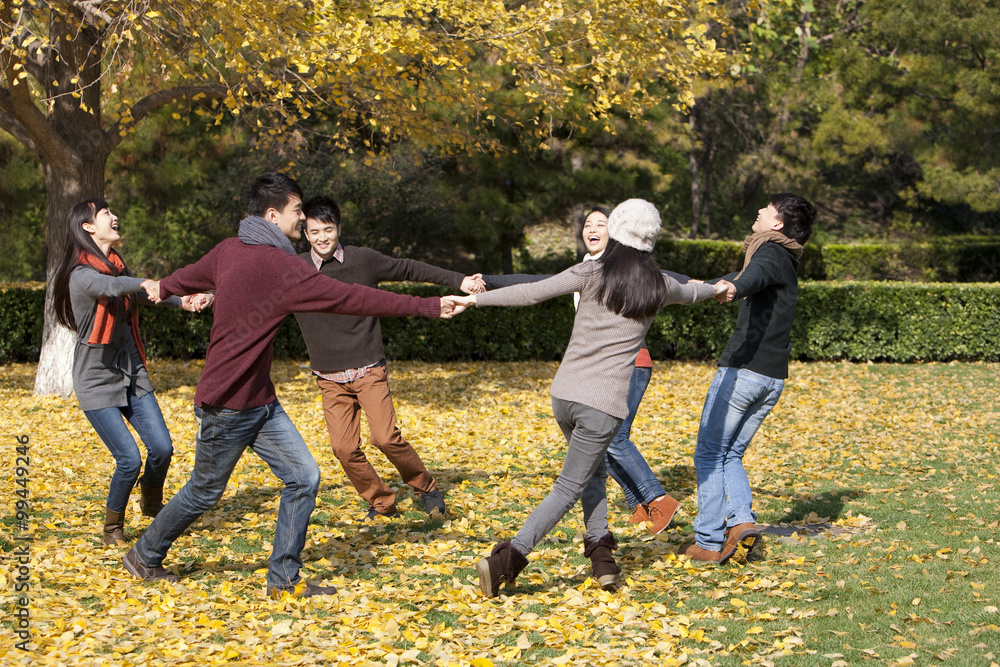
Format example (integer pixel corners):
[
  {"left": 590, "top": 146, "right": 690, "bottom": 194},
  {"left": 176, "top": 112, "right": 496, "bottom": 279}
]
[
  {"left": 141, "top": 279, "right": 162, "bottom": 304},
  {"left": 440, "top": 294, "right": 475, "bottom": 318},
  {"left": 191, "top": 292, "right": 215, "bottom": 312},
  {"left": 461, "top": 274, "right": 486, "bottom": 294},
  {"left": 714, "top": 279, "right": 737, "bottom": 304}
]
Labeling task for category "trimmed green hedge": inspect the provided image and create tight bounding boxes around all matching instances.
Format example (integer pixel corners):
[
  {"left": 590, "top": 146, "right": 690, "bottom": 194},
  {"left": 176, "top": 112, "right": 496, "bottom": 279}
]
[
  {"left": 652, "top": 236, "right": 1000, "bottom": 283},
  {"left": 2, "top": 282, "right": 999, "bottom": 363},
  {"left": 0, "top": 284, "right": 45, "bottom": 365}
]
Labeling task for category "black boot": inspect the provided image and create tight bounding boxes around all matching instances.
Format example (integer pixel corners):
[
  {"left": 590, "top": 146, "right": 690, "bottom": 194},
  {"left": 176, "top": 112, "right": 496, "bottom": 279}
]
[
  {"left": 139, "top": 485, "right": 164, "bottom": 518},
  {"left": 103, "top": 508, "right": 127, "bottom": 547},
  {"left": 583, "top": 532, "right": 621, "bottom": 590},
  {"left": 475, "top": 540, "right": 529, "bottom": 597}
]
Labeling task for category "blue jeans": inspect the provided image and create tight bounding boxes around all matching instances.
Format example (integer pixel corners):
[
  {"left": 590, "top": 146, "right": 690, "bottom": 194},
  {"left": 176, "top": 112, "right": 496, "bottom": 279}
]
[
  {"left": 605, "top": 366, "right": 666, "bottom": 509},
  {"left": 511, "top": 398, "right": 622, "bottom": 554},
  {"left": 132, "top": 400, "right": 321, "bottom": 590},
  {"left": 84, "top": 389, "right": 173, "bottom": 513},
  {"left": 693, "top": 367, "right": 784, "bottom": 550}
]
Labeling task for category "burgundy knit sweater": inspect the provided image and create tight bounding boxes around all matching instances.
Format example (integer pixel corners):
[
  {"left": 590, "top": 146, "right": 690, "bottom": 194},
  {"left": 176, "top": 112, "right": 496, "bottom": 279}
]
[{"left": 159, "top": 238, "right": 441, "bottom": 410}]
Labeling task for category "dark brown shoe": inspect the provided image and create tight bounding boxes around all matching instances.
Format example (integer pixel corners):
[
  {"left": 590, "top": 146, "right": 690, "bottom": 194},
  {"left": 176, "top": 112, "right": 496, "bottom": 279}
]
[
  {"left": 103, "top": 508, "right": 127, "bottom": 547},
  {"left": 139, "top": 484, "right": 163, "bottom": 517},
  {"left": 678, "top": 541, "right": 723, "bottom": 563},
  {"left": 583, "top": 532, "right": 621, "bottom": 589},
  {"left": 139, "top": 485, "right": 164, "bottom": 518},
  {"left": 720, "top": 522, "right": 761, "bottom": 564},
  {"left": 122, "top": 547, "right": 179, "bottom": 583},
  {"left": 475, "top": 541, "right": 528, "bottom": 597}
]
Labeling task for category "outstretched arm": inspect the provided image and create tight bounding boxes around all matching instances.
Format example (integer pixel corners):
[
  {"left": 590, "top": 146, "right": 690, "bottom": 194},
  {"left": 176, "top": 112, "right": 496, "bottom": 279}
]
[
  {"left": 476, "top": 266, "right": 588, "bottom": 307},
  {"left": 482, "top": 273, "right": 551, "bottom": 290}
]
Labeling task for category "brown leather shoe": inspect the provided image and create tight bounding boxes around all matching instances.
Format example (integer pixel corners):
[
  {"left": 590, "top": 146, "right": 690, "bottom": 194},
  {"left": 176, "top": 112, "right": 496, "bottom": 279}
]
[
  {"left": 139, "top": 485, "right": 164, "bottom": 518},
  {"left": 678, "top": 541, "right": 723, "bottom": 562},
  {"left": 475, "top": 541, "right": 529, "bottom": 597},
  {"left": 629, "top": 504, "right": 650, "bottom": 525},
  {"left": 103, "top": 508, "right": 127, "bottom": 547},
  {"left": 646, "top": 494, "right": 679, "bottom": 535},
  {"left": 122, "top": 547, "right": 179, "bottom": 583},
  {"left": 583, "top": 532, "right": 621, "bottom": 590},
  {"left": 720, "top": 522, "right": 762, "bottom": 564}
]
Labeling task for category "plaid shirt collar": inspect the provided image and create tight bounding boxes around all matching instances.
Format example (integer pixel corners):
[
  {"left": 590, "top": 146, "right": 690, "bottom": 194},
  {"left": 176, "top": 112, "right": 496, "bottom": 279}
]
[{"left": 311, "top": 244, "right": 344, "bottom": 270}]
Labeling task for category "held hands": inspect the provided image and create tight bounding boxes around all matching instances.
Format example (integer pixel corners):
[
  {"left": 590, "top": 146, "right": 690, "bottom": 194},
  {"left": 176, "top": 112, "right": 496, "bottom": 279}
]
[
  {"left": 439, "top": 294, "right": 476, "bottom": 319},
  {"left": 461, "top": 273, "right": 486, "bottom": 294},
  {"left": 714, "top": 279, "right": 737, "bottom": 304},
  {"left": 181, "top": 292, "right": 215, "bottom": 312},
  {"left": 141, "top": 279, "right": 162, "bottom": 304}
]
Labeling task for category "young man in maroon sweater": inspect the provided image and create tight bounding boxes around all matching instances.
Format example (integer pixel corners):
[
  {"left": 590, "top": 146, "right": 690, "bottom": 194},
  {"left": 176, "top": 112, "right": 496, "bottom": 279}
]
[
  {"left": 295, "top": 196, "right": 484, "bottom": 521},
  {"left": 122, "top": 173, "right": 459, "bottom": 598}
]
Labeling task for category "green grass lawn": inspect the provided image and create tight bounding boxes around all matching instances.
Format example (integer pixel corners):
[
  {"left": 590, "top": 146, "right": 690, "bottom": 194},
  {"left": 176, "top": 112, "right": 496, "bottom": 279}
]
[{"left": 2, "top": 360, "right": 998, "bottom": 666}]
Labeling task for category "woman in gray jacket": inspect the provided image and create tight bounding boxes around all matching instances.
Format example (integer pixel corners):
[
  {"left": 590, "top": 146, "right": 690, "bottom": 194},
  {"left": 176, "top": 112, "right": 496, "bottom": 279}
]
[
  {"left": 52, "top": 199, "right": 210, "bottom": 546},
  {"left": 452, "top": 199, "right": 732, "bottom": 595}
]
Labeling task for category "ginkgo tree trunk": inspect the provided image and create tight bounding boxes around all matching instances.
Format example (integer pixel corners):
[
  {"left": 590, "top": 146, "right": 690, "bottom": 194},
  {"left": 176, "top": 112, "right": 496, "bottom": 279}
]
[{"left": 0, "top": 0, "right": 749, "bottom": 397}]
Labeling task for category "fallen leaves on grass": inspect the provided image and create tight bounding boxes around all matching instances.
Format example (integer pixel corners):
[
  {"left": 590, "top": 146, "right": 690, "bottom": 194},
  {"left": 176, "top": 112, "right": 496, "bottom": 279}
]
[{"left": 1, "top": 359, "right": 998, "bottom": 665}]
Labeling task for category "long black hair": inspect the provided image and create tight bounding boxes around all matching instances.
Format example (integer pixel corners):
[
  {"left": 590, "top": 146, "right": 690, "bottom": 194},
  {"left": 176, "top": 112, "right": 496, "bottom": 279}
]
[
  {"left": 596, "top": 238, "right": 667, "bottom": 319},
  {"left": 52, "top": 199, "right": 132, "bottom": 331}
]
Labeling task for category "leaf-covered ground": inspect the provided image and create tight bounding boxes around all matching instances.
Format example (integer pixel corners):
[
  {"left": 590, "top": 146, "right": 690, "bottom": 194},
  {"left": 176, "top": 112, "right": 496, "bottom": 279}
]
[{"left": 2, "top": 360, "right": 999, "bottom": 666}]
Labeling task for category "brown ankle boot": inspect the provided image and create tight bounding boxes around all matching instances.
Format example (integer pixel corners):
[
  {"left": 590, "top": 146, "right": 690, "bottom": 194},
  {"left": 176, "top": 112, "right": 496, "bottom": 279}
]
[
  {"left": 103, "top": 508, "right": 127, "bottom": 547},
  {"left": 584, "top": 532, "right": 621, "bottom": 590},
  {"left": 475, "top": 541, "right": 529, "bottom": 597},
  {"left": 139, "top": 485, "right": 164, "bottom": 518}
]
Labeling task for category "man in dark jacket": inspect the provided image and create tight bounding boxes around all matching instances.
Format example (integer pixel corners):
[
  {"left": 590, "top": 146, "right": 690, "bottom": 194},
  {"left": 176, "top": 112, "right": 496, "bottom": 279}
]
[
  {"left": 681, "top": 193, "right": 817, "bottom": 565},
  {"left": 295, "top": 196, "right": 483, "bottom": 521}
]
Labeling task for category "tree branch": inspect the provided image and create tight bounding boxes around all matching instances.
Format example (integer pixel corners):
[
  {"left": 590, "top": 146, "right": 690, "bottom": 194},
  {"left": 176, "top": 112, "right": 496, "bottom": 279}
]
[
  {"left": 0, "top": 105, "right": 37, "bottom": 151},
  {"left": 0, "top": 68, "right": 77, "bottom": 167},
  {"left": 71, "top": 0, "right": 115, "bottom": 26},
  {"left": 106, "top": 84, "right": 232, "bottom": 148}
]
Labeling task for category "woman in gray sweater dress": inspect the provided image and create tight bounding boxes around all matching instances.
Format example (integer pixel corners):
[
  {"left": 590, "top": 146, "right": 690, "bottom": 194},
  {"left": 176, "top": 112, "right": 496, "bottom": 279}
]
[
  {"left": 51, "top": 199, "right": 209, "bottom": 546},
  {"left": 451, "top": 199, "right": 732, "bottom": 595}
]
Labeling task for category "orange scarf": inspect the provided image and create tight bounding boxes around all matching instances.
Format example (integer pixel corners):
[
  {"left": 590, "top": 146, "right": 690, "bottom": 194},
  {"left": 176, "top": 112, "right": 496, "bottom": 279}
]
[{"left": 78, "top": 250, "right": 147, "bottom": 366}]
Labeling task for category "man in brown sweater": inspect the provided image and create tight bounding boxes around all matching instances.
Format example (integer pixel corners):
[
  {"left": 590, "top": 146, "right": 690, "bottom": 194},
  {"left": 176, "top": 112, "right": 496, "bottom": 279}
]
[{"left": 294, "top": 196, "right": 484, "bottom": 521}]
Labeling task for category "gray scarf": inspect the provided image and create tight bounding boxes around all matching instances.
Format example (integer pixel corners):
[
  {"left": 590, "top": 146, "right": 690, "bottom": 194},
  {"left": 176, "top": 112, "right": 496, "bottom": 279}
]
[{"left": 237, "top": 215, "right": 297, "bottom": 255}]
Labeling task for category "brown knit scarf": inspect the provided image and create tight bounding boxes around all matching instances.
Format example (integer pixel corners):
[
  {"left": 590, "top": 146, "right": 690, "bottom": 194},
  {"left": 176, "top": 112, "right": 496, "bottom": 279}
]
[{"left": 734, "top": 231, "right": 804, "bottom": 280}]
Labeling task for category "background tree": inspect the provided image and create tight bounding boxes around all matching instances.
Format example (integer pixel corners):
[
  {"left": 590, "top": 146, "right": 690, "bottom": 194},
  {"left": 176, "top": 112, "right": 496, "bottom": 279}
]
[{"left": 0, "top": 0, "right": 745, "bottom": 396}]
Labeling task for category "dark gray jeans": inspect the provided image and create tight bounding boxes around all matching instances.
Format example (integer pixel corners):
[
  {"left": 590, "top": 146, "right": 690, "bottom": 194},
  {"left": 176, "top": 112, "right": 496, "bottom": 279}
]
[{"left": 511, "top": 397, "right": 623, "bottom": 554}]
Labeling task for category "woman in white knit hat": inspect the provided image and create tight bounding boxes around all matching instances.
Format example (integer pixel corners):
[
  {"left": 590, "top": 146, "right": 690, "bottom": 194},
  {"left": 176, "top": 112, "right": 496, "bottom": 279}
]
[
  {"left": 450, "top": 199, "right": 733, "bottom": 596},
  {"left": 483, "top": 207, "right": 685, "bottom": 535}
]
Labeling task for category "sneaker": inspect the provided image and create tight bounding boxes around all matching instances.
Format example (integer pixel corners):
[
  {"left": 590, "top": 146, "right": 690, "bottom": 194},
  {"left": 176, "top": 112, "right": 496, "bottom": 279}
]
[
  {"left": 267, "top": 580, "right": 338, "bottom": 599},
  {"left": 365, "top": 506, "right": 401, "bottom": 522},
  {"left": 646, "top": 494, "right": 679, "bottom": 535},
  {"left": 628, "top": 504, "right": 649, "bottom": 525},
  {"left": 122, "top": 547, "right": 179, "bottom": 583},
  {"left": 419, "top": 489, "right": 446, "bottom": 517}
]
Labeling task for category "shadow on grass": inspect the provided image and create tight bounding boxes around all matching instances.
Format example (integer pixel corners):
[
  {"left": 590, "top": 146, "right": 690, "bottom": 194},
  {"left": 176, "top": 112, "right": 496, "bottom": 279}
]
[{"left": 774, "top": 487, "right": 865, "bottom": 524}]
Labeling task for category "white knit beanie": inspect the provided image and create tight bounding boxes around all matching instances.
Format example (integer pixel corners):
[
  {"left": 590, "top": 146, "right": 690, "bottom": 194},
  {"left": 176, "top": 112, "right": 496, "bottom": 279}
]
[{"left": 607, "top": 198, "right": 661, "bottom": 252}]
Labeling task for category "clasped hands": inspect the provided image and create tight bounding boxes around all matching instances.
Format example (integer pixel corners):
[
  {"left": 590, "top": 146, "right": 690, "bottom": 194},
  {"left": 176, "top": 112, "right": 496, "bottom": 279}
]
[
  {"left": 439, "top": 274, "right": 484, "bottom": 318},
  {"left": 140, "top": 279, "right": 214, "bottom": 312},
  {"left": 713, "top": 279, "right": 736, "bottom": 304}
]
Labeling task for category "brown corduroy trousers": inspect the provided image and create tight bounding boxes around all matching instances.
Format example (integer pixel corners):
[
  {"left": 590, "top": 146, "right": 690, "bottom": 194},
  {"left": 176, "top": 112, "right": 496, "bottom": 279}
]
[{"left": 316, "top": 365, "right": 436, "bottom": 513}]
